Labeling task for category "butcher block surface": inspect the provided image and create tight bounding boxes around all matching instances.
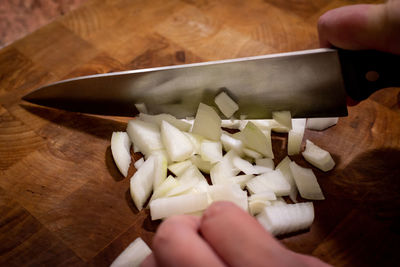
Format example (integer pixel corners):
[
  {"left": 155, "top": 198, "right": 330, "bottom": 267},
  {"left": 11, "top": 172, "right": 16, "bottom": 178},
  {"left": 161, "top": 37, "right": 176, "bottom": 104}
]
[{"left": 1, "top": 0, "right": 399, "bottom": 266}]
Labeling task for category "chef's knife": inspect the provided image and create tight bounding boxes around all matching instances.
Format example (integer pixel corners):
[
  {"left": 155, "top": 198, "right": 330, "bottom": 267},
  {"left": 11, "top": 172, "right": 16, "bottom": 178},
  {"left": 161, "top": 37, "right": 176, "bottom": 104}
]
[{"left": 22, "top": 48, "right": 400, "bottom": 119}]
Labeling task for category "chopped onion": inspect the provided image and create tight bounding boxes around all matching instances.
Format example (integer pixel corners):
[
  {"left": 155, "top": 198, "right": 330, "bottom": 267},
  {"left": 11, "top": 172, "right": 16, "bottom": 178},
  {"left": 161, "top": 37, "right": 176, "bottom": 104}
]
[
  {"left": 208, "top": 184, "right": 248, "bottom": 211},
  {"left": 117, "top": 98, "right": 335, "bottom": 237},
  {"left": 168, "top": 160, "right": 192, "bottom": 177},
  {"left": 257, "top": 202, "right": 314, "bottom": 236},
  {"left": 220, "top": 132, "right": 244, "bottom": 156},
  {"left": 150, "top": 193, "right": 209, "bottom": 220},
  {"left": 133, "top": 157, "right": 144, "bottom": 170},
  {"left": 306, "top": 117, "right": 338, "bottom": 131},
  {"left": 241, "top": 122, "right": 274, "bottom": 158},
  {"left": 302, "top": 140, "right": 335, "bottom": 172},
  {"left": 289, "top": 161, "right": 325, "bottom": 200},
  {"left": 130, "top": 156, "right": 156, "bottom": 211},
  {"left": 221, "top": 119, "right": 241, "bottom": 129},
  {"left": 276, "top": 156, "right": 298, "bottom": 202},
  {"left": 243, "top": 148, "right": 263, "bottom": 159},
  {"left": 161, "top": 121, "right": 194, "bottom": 162},
  {"left": 190, "top": 155, "right": 213, "bottom": 174},
  {"left": 134, "top": 103, "right": 148, "bottom": 114},
  {"left": 288, "top": 118, "right": 306, "bottom": 156},
  {"left": 210, "top": 150, "right": 240, "bottom": 185},
  {"left": 111, "top": 132, "right": 131, "bottom": 177},
  {"left": 151, "top": 175, "right": 179, "bottom": 201},
  {"left": 191, "top": 103, "right": 222, "bottom": 141},
  {"left": 214, "top": 91, "right": 239, "bottom": 118},
  {"left": 110, "top": 237, "right": 151, "bottom": 267},
  {"left": 232, "top": 155, "right": 257, "bottom": 175},
  {"left": 249, "top": 191, "right": 277, "bottom": 202},
  {"left": 246, "top": 170, "right": 290, "bottom": 196},
  {"left": 272, "top": 111, "right": 292, "bottom": 131},
  {"left": 183, "top": 132, "right": 203, "bottom": 155},
  {"left": 153, "top": 153, "right": 168, "bottom": 189},
  {"left": 200, "top": 140, "right": 223, "bottom": 164},
  {"left": 255, "top": 158, "right": 274, "bottom": 173},
  {"left": 139, "top": 113, "right": 191, "bottom": 132},
  {"left": 127, "top": 120, "right": 164, "bottom": 158},
  {"left": 249, "top": 199, "right": 271, "bottom": 216},
  {"left": 230, "top": 174, "right": 255, "bottom": 189}
]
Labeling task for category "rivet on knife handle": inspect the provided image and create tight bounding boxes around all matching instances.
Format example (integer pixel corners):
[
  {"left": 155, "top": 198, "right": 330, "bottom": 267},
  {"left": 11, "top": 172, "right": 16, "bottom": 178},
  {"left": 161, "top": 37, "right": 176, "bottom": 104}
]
[{"left": 338, "top": 49, "right": 400, "bottom": 101}]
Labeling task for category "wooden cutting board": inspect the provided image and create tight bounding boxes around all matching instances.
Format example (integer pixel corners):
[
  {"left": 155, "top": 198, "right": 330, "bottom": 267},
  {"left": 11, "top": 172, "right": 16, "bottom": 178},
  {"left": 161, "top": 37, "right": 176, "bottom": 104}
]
[{"left": 1, "top": 0, "right": 399, "bottom": 266}]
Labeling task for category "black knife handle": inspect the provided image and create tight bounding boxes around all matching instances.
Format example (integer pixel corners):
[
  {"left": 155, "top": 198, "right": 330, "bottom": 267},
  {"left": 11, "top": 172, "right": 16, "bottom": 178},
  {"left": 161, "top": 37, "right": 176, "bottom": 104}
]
[{"left": 337, "top": 49, "right": 400, "bottom": 101}]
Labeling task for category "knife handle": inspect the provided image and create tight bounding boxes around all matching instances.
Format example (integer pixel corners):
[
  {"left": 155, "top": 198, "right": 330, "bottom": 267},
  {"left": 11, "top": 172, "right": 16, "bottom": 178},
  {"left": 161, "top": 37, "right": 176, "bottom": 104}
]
[{"left": 338, "top": 49, "right": 400, "bottom": 101}]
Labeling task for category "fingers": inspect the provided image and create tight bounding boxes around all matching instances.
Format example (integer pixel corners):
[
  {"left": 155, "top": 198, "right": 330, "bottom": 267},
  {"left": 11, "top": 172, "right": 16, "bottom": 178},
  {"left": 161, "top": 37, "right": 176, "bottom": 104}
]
[
  {"left": 151, "top": 215, "right": 225, "bottom": 267},
  {"left": 199, "top": 201, "right": 302, "bottom": 267},
  {"left": 141, "top": 254, "right": 157, "bottom": 267},
  {"left": 317, "top": 3, "right": 400, "bottom": 54}
]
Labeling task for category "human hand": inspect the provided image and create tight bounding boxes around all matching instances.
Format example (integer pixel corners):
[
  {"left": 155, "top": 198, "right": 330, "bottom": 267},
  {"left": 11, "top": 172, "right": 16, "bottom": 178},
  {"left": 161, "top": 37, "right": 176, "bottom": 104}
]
[
  {"left": 317, "top": 0, "right": 400, "bottom": 54},
  {"left": 141, "top": 202, "right": 330, "bottom": 267},
  {"left": 318, "top": 0, "right": 400, "bottom": 105}
]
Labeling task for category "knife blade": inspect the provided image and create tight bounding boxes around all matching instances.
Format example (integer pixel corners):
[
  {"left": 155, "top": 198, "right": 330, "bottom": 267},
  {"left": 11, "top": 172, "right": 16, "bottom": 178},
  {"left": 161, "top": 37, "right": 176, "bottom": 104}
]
[{"left": 21, "top": 48, "right": 400, "bottom": 119}]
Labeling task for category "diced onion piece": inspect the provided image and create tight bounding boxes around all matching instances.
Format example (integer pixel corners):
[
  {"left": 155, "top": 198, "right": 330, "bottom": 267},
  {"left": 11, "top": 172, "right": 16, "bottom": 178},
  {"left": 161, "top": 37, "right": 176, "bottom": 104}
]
[
  {"left": 252, "top": 165, "right": 273, "bottom": 174},
  {"left": 178, "top": 165, "right": 206, "bottom": 184},
  {"left": 200, "top": 140, "right": 223, "bottom": 164},
  {"left": 249, "top": 191, "right": 277, "bottom": 202},
  {"left": 151, "top": 175, "right": 179, "bottom": 201},
  {"left": 249, "top": 120, "right": 274, "bottom": 131},
  {"left": 134, "top": 103, "right": 148, "bottom": 114},
  {"left": 254, "top": 158, "right": 274, "bottom": 174},
  {"left": 161, "top": 121, "right": 194, "bottom": 162},
  {"left": 165, "top": 165, "right": 205, "bottom": 197},
  {"left": 243, "top": 148, "right": 263, "bottom": 159},
  {"left": 150, "top": 149, "right": 171, "bottom": 165},
  {"left": 272, "top": 111, "right": 292, "bottom": 131},
  {"left": 150, "top": 193, "right": 209, "bottom": 220},
  {"left": 190, "top": 155, "right": 213, "bottom": 174},
  {"left": 288, "top": 119, "right": 306, "bottom": 155},
  {"left": 230, "top": 174, "right": 255, "bottom": 189},
  {"left": 208, "top": 184, "right": 248, "bottom": 211},
  {"left": 220, "top": 132, "right": 244, "bottom": 156},
  {"left": 130, "top": 156, "right": 156, "bottom": 211},
  {"left": 166, "top": 179, "right": 197, "bottom": 197},
  {"left": 214, "top": 91, "right": 239, "bottom": 118},
  {"left": 183, "top": 132, "right": 203, "bottom": 155},
  {"left": 306, "top": 117, "right": 338, "bottom": 131},
  {"left": 111, "top": 132, "right": 131, "bottom": 177},
  {"left": 192, "top": 180, "right": 210, "bottom": 194},
  {"left": 110, "top": 237, "right": 151, "bottom": 267},
  {"left": 127, "top": 120, "right": 164, "bottom": 158},
  {"left": 232, "top": 155, "right": 257, "bottom": 175},
  {"left": 289, "top": 162, "right": 325, "bottom": 200},
  {"left": 221, "top": 119, "right": 241, "bottom": 129},
  {"left": 153, "top": 153, "right": 168, "bottom": 189},
  {"left": 241, "top": 122, "right": 274, "bottom": 158},
  {"left": 139, "top": 113, "right": 191, "bottom": 132},
  {"left": 302, "top": 140, "right": 335, "bottom": 172},
  {"left": 257, "top": 202, "right": 314, "bottom": 236},
  {"left": 270, "top": 197, "right": 287, "bottom": 206},
  {"left": 249, "top": 199, "right": 271, "bottom": 216},
  {"left": 210, "top": 150, "right": 240, "bottom": 185},
  {"left": 246, "top": 170, "right": 290, "bottom": 196},
  {"left": 133, "top": 158, "right": 144, "bottom": 170},
  {"left": 276, "top": 156, "right": 298, "bottom": 202},
  {"left": 191, "top": 103, "right": 222, "bottom": 141},
  {"left": 133, "top": 144, "right": 140, "bottom": 153},
  {"left": 168, "top": 160, "right": 192, "bottom": 177}
]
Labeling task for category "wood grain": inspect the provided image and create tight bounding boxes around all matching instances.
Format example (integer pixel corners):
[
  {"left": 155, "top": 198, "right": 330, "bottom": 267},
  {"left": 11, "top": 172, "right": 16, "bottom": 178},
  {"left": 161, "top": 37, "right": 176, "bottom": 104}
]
[{"left": 0, "top": 0, "right": 399, "bottom": 266}]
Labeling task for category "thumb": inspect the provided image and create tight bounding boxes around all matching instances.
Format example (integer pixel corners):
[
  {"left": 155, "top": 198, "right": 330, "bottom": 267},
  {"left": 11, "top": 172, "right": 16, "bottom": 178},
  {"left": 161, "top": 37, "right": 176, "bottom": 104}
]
[{"left": 318, "top": 1, "right": 400, "bottom": 54}]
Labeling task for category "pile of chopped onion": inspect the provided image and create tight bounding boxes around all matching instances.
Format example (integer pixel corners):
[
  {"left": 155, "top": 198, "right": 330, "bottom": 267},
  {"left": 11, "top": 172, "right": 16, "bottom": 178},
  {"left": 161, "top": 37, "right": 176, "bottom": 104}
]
[{"left": 111, "top": 93, "right": 338, "bottom": 242}]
